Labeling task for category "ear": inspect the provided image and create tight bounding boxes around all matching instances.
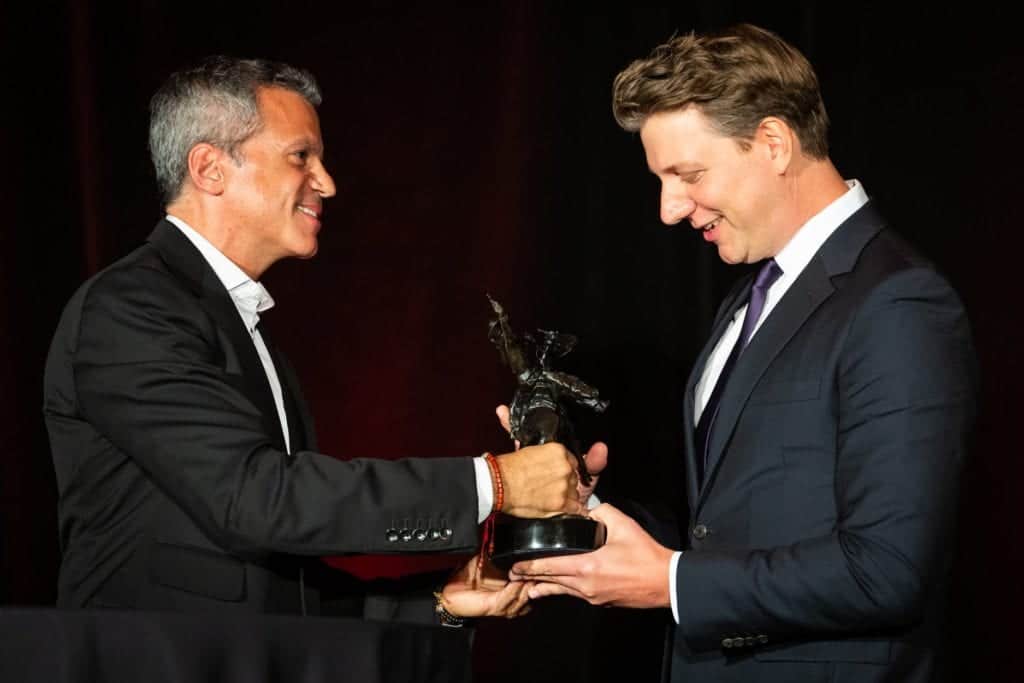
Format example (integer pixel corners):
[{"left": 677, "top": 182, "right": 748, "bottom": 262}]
[
  {"left": 185, "top": 143, "right": 227, "bottom": 196},
  {"left": 755, "top": 117, "right": 795, "bottom": 174}
]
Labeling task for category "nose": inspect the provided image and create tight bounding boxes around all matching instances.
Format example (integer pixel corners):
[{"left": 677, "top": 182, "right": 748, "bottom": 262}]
[
  {"left": 310, "top": 158, "right": 336, "bottom": 198},
  {"left": 660, "top": 182, "right": 696, "bottom": 225}
]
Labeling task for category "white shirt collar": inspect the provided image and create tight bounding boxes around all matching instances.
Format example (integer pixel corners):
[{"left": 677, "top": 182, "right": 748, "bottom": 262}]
[
  {"left": 165, "top": 214, "right": 275, "bottom": 333},
  {"left": 773, "top": 179, "right": 869, "bottom": 279}
]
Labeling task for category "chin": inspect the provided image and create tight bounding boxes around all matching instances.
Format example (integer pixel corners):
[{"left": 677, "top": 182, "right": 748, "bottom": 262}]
[
  {"left": 290, "top": 241, "right": 319, "bottom": 260},
  {"left": 716, "top": 248, "right": 742, "bottom": 265}
]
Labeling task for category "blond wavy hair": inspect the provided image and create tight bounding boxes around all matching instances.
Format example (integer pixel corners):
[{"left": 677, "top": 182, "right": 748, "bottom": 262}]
[{"left": 612, "top": 24, "right": 829, "bottom": 159}]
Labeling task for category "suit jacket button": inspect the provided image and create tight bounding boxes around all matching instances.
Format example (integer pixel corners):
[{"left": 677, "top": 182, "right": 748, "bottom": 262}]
[
  {"left": 440, "top": 528, "right": 453, "bottom": 540},
  {"left": 429, "top": 528, "right": 442, "bottom": 541},
  {"left": 399, "top": 528, "right": 413, "bottom": 542},
  {"left": 693, "top": 524, "right": 708, "bottom": 540},
  {"left": 758, "top": 634, "right": 768, "bottom": 644},
  {"left": 744, "top": 636, "right": 756, "bottom": 647},
  {"left": 414, "top": 528, "right": 428, "bottom": 542},
  {"left": 721, "top": 638, "right": 733, "bottom": 648},
  {"left": 386, "top": 528, "right": 399, "bottom": 542}
]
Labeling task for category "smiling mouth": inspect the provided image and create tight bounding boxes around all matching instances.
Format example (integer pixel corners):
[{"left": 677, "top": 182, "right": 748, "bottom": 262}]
[
  {"left": 297, "top": 205, "right": 321, "bottom": 220},
  {"left": 695, "top": 217, "right": 721, "bottom": 232}
]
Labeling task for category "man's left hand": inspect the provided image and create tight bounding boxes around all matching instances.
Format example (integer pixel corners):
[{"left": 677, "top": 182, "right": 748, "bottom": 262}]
[{"left": 441, "top": 554, "right": 533, "bottom": 619}]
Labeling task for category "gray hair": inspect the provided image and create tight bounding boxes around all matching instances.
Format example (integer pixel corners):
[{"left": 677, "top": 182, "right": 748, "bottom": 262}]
[{"left": 148, "top": 56, "right": 322, "bottom": 205}]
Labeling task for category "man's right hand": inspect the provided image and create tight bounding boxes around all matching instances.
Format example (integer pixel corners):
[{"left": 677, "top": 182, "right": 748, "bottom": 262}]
[
  {"left": 495, "top": 405, "right": 608, "bottom": 506},
  {"left": 495, "top": 443, "right": 582, "bottom": 518}
]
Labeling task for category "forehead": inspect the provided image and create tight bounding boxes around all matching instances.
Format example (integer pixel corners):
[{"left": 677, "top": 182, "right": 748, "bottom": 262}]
[
  {"left": 639, "top": 107, "right": 729, "bottom": 170},
  {"left": 254, "top": 86, "right": 322, "bottom": 143}
]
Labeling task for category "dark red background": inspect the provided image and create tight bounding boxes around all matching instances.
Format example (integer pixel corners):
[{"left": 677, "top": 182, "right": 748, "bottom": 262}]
[{"left": 2, "top": 3, "right": 1020, "bottom": 681}]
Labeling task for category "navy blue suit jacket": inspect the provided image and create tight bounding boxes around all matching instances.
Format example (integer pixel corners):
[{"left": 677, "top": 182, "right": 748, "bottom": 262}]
[{"left": 669, "top": 202, "right": 977, "bottom": 682}]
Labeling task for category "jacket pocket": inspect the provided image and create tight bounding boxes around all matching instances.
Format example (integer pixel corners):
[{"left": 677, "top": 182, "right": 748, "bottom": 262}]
[
  {"left": 747, "top": 379, "right": 821, "bottom": 405},
  {"left": 148, "top": 541, "right": 246, "bottom": 602},
  {"left": 754, "top": 639, "right": 891, "bottom": 663}
]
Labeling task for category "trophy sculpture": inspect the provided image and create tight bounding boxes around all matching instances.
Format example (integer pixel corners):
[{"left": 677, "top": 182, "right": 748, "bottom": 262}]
[{"left": 486, "top": 295, "right": 609, "bottom": 571}]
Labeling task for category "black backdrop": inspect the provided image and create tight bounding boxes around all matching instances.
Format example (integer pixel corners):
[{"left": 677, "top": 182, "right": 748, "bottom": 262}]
[{"left": 2, "top": 2, "right": 1021, "bottom": 681}]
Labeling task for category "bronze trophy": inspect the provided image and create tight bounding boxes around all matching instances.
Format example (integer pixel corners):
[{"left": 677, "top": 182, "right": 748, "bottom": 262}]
[{"left": 486, "top": 295, "right": 609, "bottom": 572}]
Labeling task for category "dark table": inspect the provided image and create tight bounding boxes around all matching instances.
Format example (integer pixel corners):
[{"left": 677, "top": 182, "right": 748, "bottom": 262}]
[{"left": 0, "top": 607, "right": 471, "bottom": 683}]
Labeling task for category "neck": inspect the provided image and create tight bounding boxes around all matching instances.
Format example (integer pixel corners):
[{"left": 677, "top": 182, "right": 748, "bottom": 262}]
[
  {"left": 166, "top": 197, "right": 266, "bottom": 280},
  {"left": 771, "top": 157, "right": 849, "bottom": 253}
]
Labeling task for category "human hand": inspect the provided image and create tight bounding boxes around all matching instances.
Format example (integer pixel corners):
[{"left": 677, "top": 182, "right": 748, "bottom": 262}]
[
  {"left": 495, "top": 404, "right": 608, "bottom": 504},
  {"left": 440, "top": 554, "right": 533, "bottom": 619},
  {"left": 495, "top": 404, "right": 521, "bottom": 450},
  {"left": 495, "top": 442, "right": 582, "bottom": 517},
  {"left": 508, "top": 503, "right": 674, "bottom": 608}
]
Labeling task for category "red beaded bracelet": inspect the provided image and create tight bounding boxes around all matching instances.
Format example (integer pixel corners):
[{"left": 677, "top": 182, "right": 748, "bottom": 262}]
[
  {"left": 479, "top": 452, "right": 505, "bottom": 568},
  {"left": 483, "top": 452, "right": 504, "bottom": 513}
]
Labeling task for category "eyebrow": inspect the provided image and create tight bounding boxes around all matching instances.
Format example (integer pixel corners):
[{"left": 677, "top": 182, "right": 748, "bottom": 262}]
[
  {"left": 650, "top": 162, "right": 703, "bottom": 176},
  {"left": 287, "top": 137, "right": 324, "bottom": 155}
]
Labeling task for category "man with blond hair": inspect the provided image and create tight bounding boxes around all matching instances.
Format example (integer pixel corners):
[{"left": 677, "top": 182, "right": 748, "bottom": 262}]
[{"left": 513, "top": 24, "right": 977, "bottom": 682}]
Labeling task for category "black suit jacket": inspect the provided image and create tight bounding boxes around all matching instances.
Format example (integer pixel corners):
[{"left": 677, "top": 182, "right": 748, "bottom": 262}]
[
  {"left": 44, "top": 220, "right": 480, "bottom": 613},
  {"left": 668, "top": 202, "right": 977, "bottom": 682}
]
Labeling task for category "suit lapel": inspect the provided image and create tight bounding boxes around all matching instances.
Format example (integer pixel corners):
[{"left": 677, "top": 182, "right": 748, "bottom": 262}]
[
  {"left": 694, "top": 202, "right": 887, "bottom": 510},
  {"left": 683, "top": 281, "right": 751, "bottom": 512},
  {"left": 259, "top": 320, "right": 313, "bottom": 454},
  {"left": 277, "top": 353, "right": 318, "bottom": 452},
  {"left": 147, "top": 220, "right": 286, "bottom": 450},
  {"left": 697, "top": 259, "right": 834, "bottom": 506}
]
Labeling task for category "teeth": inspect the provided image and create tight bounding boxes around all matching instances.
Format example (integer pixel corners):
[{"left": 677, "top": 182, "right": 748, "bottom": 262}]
[{"left": 297, "top": 206, "right": 318, "bottom": 218}]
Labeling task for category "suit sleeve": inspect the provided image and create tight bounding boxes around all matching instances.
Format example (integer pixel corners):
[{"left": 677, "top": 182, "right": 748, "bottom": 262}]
[
  {"left": 69, "top": 265, "right": 480, "bottom": 557},
  {"left": 674, "top": 266, "right": 977, "bottom": 651}
]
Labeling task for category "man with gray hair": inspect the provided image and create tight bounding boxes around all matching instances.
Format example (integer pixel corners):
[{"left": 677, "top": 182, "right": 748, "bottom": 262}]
[{"left": 43, "top": 56, "right": 596, "bottom": 619}]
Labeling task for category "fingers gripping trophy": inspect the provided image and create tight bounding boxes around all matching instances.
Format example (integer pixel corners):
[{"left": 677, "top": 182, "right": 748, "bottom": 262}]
[{"left": 486, "top": 296, "right": 609, "bottom": 571}]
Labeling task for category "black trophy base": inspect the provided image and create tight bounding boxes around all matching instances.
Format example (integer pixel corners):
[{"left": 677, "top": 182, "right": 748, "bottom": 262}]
[{"left": 489, "top": 513, "right": 606, "bottom": 572}]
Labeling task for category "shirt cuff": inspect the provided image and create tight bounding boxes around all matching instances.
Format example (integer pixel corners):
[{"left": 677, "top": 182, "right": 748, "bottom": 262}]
[
  {"left": 669, "top": 551, "right": 682, "bottom": 624},
  {"left": 474, "top": 456, "right": 493, "bottom": 524}
]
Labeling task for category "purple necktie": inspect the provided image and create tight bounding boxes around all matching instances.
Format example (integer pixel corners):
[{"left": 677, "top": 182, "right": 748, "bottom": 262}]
[{"left": 694, "top": 259, "right": 783, "bottom": 486}]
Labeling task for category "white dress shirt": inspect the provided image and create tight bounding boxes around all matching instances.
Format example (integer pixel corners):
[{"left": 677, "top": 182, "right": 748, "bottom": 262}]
[
  {"left": 167, "top": 215, "right": 291, "bottom": 454},
  {"left": 669, "top": 180, "right": 870, "bottom": 623}
]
